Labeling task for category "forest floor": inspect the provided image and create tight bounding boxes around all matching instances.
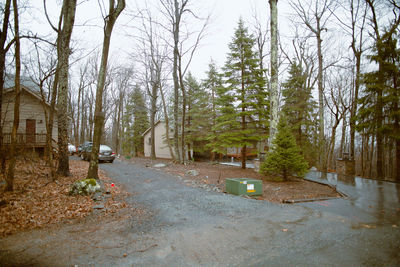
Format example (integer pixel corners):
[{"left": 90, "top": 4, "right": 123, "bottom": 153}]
[
  {"left": 0, "top": 159, "right": 137, "bottom": 237},
  {"left": 124, "top": 156, "right": 341, "bottom": 203}
]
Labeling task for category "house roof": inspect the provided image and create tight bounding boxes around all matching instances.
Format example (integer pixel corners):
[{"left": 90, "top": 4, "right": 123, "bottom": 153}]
[
  {"left": 142, "top": 120, "right": 162, "bottom": 137},
  {"left": 4, "top": 74, "right": 40, "bottom": 92},
  {"left": 3, "top": 74, "right": 55, "bottom": 110}
]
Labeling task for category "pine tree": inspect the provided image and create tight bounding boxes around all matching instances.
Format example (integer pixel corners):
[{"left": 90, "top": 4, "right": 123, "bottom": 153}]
[
  {"left": 185, "top": 72, "right": 212, "bottom": 158},
  {"left": 357, "top": 29, "right": 400, "bottom": 180},
  {"left": 209, "top": 19, "right": 267, "bottom": 169},
  {"left": 122, "top": 86, "right": 148, "bottom": 156},
  {"left": 281, "top": 60, "right": 317, "bottom": 165},
  {"left": 203, "top": 61, "right": 223, "bottom": 160},
  {"left": 132, "top": 86, "right": 149, "bottom": 156},
  {"left": 260, "top": 117, "right": 309, "bottom": 181}
]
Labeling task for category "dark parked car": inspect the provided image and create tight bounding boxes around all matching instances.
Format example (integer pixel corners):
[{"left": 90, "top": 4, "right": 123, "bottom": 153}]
[
  {"left": 81, "top": 144, "right": 115, "bottom": 163},
  {"left": 78, "top": 141, "right": 92, "bottom": 156}
]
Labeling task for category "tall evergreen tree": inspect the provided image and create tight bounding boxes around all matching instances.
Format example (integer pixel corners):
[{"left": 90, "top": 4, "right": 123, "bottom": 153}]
[
  {"left": 132, "top": 86, "right": 149, "bottom": 157},
  {"left": 185, "top": 72, "right": 211, "bottom": 159},
  {"left": 260, "top": 116, "right": 309, "bottom": 181},
  {"left": 357, "top": 29, "right": 400, "bottom": 180},
  {"left": 209, "top": 19, "right": 267, "bottom": 169},
  {"left": 203, "top": 61, "right": 223, "bottom": 160},
  {"left": 122, "top": 86, "right": 149, "bottom": 156},
  {"left": 281, "top": 60, "right": 317, "bottom": 165}
]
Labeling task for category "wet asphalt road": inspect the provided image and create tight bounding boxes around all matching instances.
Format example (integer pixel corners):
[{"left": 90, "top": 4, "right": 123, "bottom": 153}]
[
  {"left": 302, "top": 171, "right": 400, "bottom": 226},
  {"left": 1, "top": 158, "right": 400, "bottom": 266}
]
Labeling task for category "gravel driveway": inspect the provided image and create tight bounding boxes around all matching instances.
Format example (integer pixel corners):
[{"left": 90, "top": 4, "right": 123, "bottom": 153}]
[{"left": 1, "top": 159, "right": 399, "bottom": 266}]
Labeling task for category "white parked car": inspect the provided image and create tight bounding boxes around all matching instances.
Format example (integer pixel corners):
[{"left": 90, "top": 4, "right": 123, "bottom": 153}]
[{"left": 68, "top": 143, "right": 77, "bottom": 155}]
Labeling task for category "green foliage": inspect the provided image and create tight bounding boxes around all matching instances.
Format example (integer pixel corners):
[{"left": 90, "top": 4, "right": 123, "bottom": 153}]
[
  {"left": 281, "top": 60, "right": 318, "bottom": 165},
  {"left": 357, "top": 29, "right": 400, "bottom": 140},
  {"left": 207, "top": 19, "right": 267, "bottom": 156},
  {"left": 122, "top": 86, "right": 149, "bottom": 156},
  {"left": 260, "top": 117, "right": 309, "bottom": 180},
  {"left": 185, "top": 72, "right": 213, "bottom": 153}
]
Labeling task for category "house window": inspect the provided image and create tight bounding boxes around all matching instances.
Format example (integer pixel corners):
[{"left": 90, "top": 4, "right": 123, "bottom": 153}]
[{"left": 148, "top": 137, "right": 151, "bottom": 145}]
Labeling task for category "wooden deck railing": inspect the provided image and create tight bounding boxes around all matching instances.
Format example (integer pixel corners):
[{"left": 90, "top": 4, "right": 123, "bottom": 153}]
[{"left": 2, "top": 133, "right": 47, "bottom": 146}]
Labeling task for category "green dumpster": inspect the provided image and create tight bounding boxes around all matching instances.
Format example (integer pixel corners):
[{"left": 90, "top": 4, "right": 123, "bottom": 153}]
[{"left": 225, "top": 178, "right": 263, "bottom": 196}]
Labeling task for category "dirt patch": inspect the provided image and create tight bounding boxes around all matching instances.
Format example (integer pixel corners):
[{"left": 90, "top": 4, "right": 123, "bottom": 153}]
[
  {"left": 125, "top": 157, "right": 341, "bottom": 203},
  {"left": 0, "top": 160, "right": 133, "bottom": 237}
]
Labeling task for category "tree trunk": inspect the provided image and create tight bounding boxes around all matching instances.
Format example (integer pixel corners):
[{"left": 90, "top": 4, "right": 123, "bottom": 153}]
[
  {"left": 393, "top": 68, "right": 400, "bottom": 181},
  {"left": 328, "top": 123, "right": 337, "bottom": 170},
  {"left": 369, "top": 135, "right": 375, "bottom": 178},
  {"left": 376, "top": 72, "right": 384, "bottom": 179},
  {"left": 339, "top": 114, "right": 347, "bottom": 157},
  {"left": 56, "top": 0, "right": 77, "bottom": 176},
  {"left": 350, "top": 53, "right": 361, "bottom": 160},
  {"left": 179, "top": 57, "right": 186, "bottom": 163},
  {"left": 5, "top": 0, "right": 20, "bottom": 191},
  {"left": 269, "top": 0, "right": 279, "bottom": 147},
  {"left": 160, "top": 85, "right": 175, "bottom": 161},
  {"left": 172, "top": 0, "right": 182, "bottom": 163},
  {"left": 150, "top": 85, "right": 156, "bottom": 160},
  {"left": 87, "top": 0, "right": 125, "bottom": 179},
  {"left": 316, "top": 29, "right": 326, "bottom": 171},
  {"left": 0, "top": 0, "right": 11, "bottom": 174}
]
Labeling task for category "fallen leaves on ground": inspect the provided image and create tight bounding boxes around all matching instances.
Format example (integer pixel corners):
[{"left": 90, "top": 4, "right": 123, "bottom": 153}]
[{"left": 0, "top": 159, "right": 128, "bottom": 237}]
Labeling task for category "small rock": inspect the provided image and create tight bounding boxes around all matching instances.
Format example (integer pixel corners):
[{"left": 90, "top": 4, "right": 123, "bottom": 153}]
[
  {"left": 92, "top": 192, "right": 103, "bottom": 201},
  {"left": 213, "top": 187, "right": 220, "bottom": 192},
  {"left": 186, "top": 170, "right": 199, "bottom": 176},
  {"left": 310, "top": 166, "right": 318, "bottom": 171},
  {"left": 153, "top": 163, "right": 167, "bottom": 168},
  {"left": 93, "top": 204, "right": 105, "bottom": 209}
]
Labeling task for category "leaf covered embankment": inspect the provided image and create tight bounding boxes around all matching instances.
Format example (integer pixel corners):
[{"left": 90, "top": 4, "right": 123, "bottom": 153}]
[{"left": 0, "top": 160, "right": 128, "bottom": 237}]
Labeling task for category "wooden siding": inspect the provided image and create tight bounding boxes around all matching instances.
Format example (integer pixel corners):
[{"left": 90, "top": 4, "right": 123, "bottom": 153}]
[
  {"left": 143, "top": 122, "right": 173, "bottom": 159},
  {"left": 1, "top": 89, "right": 58, "bottom": 146}
]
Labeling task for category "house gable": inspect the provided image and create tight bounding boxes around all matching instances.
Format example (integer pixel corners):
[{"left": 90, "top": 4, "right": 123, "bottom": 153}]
[
  {"left": 1, "top": 85, "right": 58, "bottom": 147},
  {"left": 143, "top": 121, "right": 173, "bottom": 159}
]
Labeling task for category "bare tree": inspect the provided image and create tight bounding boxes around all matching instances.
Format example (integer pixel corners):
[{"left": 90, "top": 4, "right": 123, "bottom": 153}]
[
  {"left": 109, "top": 66, "right": 132, "bottom": 155},
  {"left": 44, "top": 0, "right": 77, "bottom": 176},
  {"left": 25, "top": 40, "right": 58, "bottom": 180},
  {"left": 5, "top": 0, "right": 20, "bottom": 191},
  {"left": 346, "top": 0, "right": 367, "bottom": 161},
  {"left": 289, "top": 0, "right": 336, "bottom": 171},
  {"left": 159, "top": 0, "right": 209, "bottom": 163},
  {"left": 324, "top": 69, "right": 351, "bottom": 169},
  {"left": 134, "top": 8, "right": 166, "bottom": 160},
  {"left": 87, "top": 0, "right": 125, "bottom": 180}
]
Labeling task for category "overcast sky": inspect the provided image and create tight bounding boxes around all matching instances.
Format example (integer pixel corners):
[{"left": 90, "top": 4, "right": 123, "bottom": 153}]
[{"left": 25, "top": 0, "right": 295, "bottom": 80}]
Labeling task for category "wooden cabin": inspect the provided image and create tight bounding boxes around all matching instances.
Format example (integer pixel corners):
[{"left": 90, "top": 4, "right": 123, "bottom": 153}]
[{"left": 1, "top": 76, "right": 58, "bottom": 155}]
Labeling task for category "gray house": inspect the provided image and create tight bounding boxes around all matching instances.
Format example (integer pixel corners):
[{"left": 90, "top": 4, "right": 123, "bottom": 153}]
[{"left": 1, "top": 75, "right": 58, "bottom": 155}]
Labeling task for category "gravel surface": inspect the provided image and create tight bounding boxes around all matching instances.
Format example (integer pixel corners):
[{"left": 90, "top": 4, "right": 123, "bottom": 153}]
[{"left": 1, "top": 159, "right": 399, "bottom": 266}]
